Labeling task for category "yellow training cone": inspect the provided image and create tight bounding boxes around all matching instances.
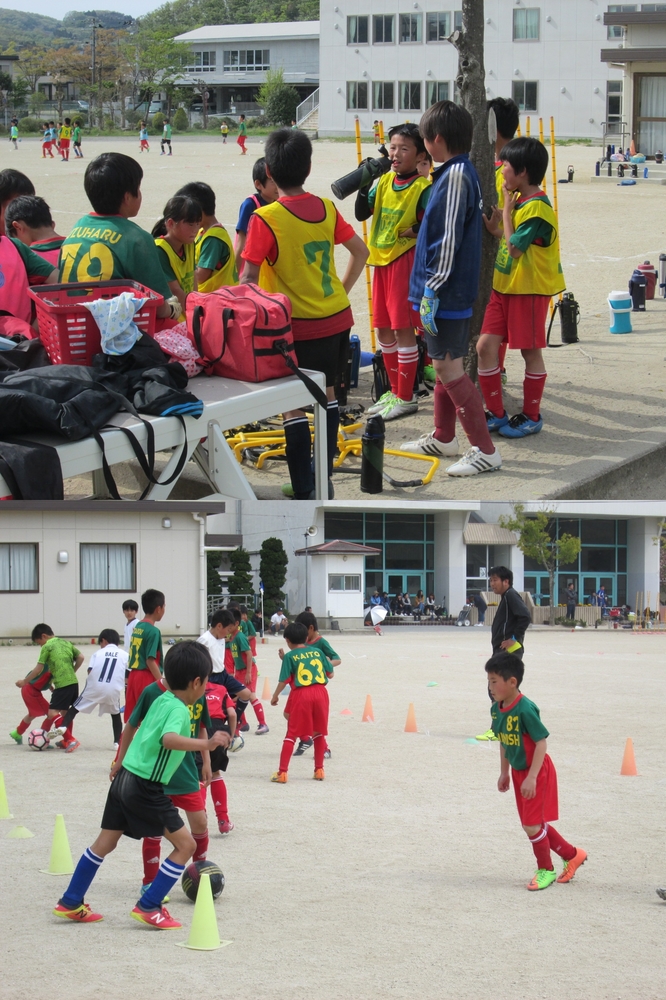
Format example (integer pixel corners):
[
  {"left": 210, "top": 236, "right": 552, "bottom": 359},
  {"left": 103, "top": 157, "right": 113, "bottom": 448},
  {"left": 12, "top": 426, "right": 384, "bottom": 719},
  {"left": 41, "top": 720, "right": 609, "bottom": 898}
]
[
  {"left": 0, "top": 772, "right": 13, "bottom": 819},
  {"left": 261, "top": 677, "right": 271, "bottom": 701},
  {"left": 7, "top": 825, "right": 34, "bottom": 839},
  {"left": 178, "top": 873, "right": 225, "bottom": 950},
  {"left": 40, "top": 814, "right": 74, "bottom": 875}
]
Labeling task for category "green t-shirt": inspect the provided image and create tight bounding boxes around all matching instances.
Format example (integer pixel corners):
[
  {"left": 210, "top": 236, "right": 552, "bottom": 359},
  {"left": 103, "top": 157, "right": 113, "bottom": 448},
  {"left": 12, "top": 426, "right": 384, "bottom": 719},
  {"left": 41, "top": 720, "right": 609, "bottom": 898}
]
[
  {"left": 73, "top": 126, "right": 81, "bottom": 143},
  {"left": 124, "top": 688, "right": 191, "bottom": 785},
  {"left": 307, "top": 635, "right": 339, "bottom": 663},
  {"left": 11, "top": 237, "right": 55, "bottom": 279},
  {"left": 196, "top": 234, "right": 230, "bottom": 271},
  {"left": 59, "top": 214, "right": 172, "bottom": 298},
  {"left": 490, "top": 693, "right": 549, "bottom": 771},
  {"left": 37, "top": 636, "right": 80, "bottom": 689},
  {"left": 128, "top": 620, "right": 162, "bottom": 673},
  {"left": 238, "top": 120, "right": 247, "bottom": 136},
  {"left": 163, "top": 124, "right": 172, "bottom": 140},
  {"left": 244, "top": 618, "right": 257, "bottom": 639},
  {"left": 10, "top": 126, "right": 18, "bottom": 138},
  {"left": 509, "top": 217, "right": 555, "bottom": 253},
  {"left": 279, "top": 647, "right": 333, "bottom": 688},
  {"left": 128, "top": 682, "right": 211, "bottom": 794},
  {"left": 226, "top": 630, "right": 250, "bottom": 672}
]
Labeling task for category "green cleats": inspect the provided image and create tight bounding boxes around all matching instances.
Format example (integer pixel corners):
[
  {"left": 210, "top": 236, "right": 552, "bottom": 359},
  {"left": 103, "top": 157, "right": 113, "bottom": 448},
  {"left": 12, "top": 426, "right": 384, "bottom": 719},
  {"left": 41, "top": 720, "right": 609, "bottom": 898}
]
[
  {"left": 527, "top": 868, "right": 558, "bottom": 891},
  {"left": 423, "top": 364, "right": 436, "bottom": 383},
  {"left": 9, "top": 729, "right": 22, "bottom": 744},
  {"left": 475, "top": 728, "right": 498, "bottom": 741}
]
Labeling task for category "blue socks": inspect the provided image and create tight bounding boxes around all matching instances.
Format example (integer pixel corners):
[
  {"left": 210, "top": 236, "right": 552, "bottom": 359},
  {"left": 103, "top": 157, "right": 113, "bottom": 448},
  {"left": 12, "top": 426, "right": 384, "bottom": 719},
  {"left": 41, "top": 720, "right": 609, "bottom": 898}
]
[
  {"left": 138, "top": 858, "right": 185, "bottom": 911},
  {"left": 60, "top": 847, "right": 104, "bottom": 909}
]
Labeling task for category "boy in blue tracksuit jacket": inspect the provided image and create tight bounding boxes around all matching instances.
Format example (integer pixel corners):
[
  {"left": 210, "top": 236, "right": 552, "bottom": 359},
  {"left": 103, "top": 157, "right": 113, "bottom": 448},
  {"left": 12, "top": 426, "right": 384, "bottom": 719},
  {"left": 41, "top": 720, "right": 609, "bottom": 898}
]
[{"left": 404, "top": 101, "right": 502, "bottom": 478}]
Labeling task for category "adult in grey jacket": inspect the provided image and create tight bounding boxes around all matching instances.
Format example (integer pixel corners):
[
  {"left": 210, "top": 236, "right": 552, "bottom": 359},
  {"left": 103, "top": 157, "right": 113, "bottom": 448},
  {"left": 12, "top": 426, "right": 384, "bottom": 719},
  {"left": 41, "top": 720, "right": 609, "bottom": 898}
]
[{"left": 489, "top": 566, "right": 531, "bottom": 658}]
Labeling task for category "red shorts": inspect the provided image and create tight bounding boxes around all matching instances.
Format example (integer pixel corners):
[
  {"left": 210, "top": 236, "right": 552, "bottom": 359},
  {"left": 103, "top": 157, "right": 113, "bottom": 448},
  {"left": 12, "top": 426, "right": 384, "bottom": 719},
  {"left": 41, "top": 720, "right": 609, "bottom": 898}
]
[
  {"left": 237, "top": 135, "right": 246, "bottom": 149},
  {"left": 286, "top": 685, "right": 329, "bottom": 738},
  {"left": 372, "top": 248, "right": 416, "bottom": 330},
  {"left": 59, "top": 139, "right": 70, "bottom": 150},
  {"left": 124, "top": 669, "right": 156, "bottom": 722},
  {"left": 512, "top": 754, "right": 558, "bottom": 825},
  {"left": 22, "top": 682, "right": 50, "bottom": 716},
  {"left": 482, "top": 290, "right": 551, "bottom": 350},
  {"left": 169, "top": 788, "right": 205, "bottom": 813}
]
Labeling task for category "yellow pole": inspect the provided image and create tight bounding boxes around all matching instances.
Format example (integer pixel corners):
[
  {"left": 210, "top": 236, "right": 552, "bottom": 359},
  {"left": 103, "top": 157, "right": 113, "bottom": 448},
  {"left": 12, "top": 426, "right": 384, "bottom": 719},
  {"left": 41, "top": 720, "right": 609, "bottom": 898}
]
[
  {"left": 525, "top": 116, "right": 531, "bottom": 137},
  {"left": 378, "top": 120, "right": 385, "bottom": 144},
  {"left": 516, "top": 121, "right": 522, "bottom": 137},
  {"left": 355, "top": 116, "right": 376, "bottom": 350},
  {"left": 549, "top": 117, "right": 559, "bottom": 220},
  {"left": 538, "top": 118, "right": 547, "bottom": 194}
]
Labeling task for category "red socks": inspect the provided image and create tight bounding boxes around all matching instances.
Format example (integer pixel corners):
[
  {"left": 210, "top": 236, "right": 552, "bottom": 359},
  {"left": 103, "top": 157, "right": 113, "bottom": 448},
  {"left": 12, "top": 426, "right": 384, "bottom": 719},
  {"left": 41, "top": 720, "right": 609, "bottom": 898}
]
[
  {"left": 528, "top": 825, "right": 553, "bottom": 870},
  {"left": 433, "top": 380, "right": 457, "bottom": 443},
  {"left": 279, "top": 736, "right": 295, "bottom": 773},
  {"left": 42, "top": 714, "right": 57, "bottom": 732},
  {"left": 396, "top": 345, "right": 419, "bottom": 402},
  {"left": 523, "top": 372, "right": 547, "bottom": 421},
  {"left": 477, "top": 365, "right": 505, "bottom": 418},
  {"left": 545, "top": 824, "right": 577, "bottom": 861},
  {"left": 252, "top": 698, "right": 266, "bottom": 725},
  {"left": 381, "top": 340, "right": 399, "bottom": 395},
  {"left": 443, "top": 375, "right": 494, "bottom": 454},
  {"left": 192, "top": 832, "right": 208, "bottom": 863},
  {"left": 142, "top": 837, "right": 161, "bottom": 885},
  {"left": 16, "top": 720, "right": 29, "bottom": 735},
  {"left": 210, "top": 777, "right": 228, "bottom": 822},
  {"left": 313, "top": 734, "right": 326, "bottom": 770}
]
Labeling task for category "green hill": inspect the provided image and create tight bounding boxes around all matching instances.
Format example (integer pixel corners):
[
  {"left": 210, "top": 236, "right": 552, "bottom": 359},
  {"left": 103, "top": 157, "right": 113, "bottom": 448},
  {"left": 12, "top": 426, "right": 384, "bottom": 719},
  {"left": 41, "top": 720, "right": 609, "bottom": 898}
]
[
  {"left": 140, "top": 0, "right": 319, "bottom": 35},
  {"left": 0, "top": 8, "right": 134, "bottom": 48}
]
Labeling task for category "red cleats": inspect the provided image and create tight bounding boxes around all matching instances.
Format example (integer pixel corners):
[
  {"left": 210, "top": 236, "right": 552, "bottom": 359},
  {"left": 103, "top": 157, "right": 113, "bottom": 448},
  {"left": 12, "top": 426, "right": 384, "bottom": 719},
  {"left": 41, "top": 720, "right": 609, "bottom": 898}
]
[
  {"left": 130, "top": 904, "right": 181, "bottom": 929},
  {"left": 556, "top": 847, "right": 588, "bottom": 884},
  {"left": 53, "top": 902, "right": 103, "bottom": 922}
]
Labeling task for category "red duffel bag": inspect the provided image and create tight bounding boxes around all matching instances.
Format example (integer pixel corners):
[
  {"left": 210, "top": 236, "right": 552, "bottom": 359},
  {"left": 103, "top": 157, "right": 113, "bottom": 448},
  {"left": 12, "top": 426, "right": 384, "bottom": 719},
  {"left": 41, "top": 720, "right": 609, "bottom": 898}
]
[{"left": 186, "top": 283, "right": 327, "bottom": 408}]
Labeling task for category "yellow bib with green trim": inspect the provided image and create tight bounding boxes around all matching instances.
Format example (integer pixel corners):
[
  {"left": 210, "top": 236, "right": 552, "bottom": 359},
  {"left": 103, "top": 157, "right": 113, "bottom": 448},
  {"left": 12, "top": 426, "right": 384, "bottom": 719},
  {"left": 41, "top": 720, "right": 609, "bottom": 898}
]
[
  {"left": 493, "top": 194, "right": 564, "bottom": 296},
  {"left": 367, "top": 172, "right": 430, "bottom": 267},
  {"left": 255, "top": 199, "right": 350, "bottom": 320},
  {"left": 155, "top": 238, "right": 196, "bottom": 295},
  {"left": 195, "top": 225, "right": 238, "bottom": 293}
]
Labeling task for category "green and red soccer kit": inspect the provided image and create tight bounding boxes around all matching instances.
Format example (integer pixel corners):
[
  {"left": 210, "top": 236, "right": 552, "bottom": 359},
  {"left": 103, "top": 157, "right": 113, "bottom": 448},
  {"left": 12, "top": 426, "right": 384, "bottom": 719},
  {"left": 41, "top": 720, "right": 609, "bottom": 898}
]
[
  {"left": 239, "top": 618, "right": 258, "bottom": 689},
  {"left": 490, "top": 692, "right": 557, "bottom": 826},
  {"left": 277, "top": 646, "right": 333, "bottom": 773},
  {"left": 226, "top": 630, "right": 251, "bottom": 679},
  {"left": 20, "top": 662, "right": 52, "bottom": 717},
  {"left": 125, "top": 620, "right": 163, "bottom": 722}
]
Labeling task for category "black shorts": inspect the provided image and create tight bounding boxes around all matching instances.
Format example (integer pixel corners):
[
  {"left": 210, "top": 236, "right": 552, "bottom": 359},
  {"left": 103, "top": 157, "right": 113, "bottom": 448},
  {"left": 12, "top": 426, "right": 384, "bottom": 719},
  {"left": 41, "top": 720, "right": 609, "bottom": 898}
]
[
  {"left": 50, "top": 683, "right": 79, "bottom": 712},
  {"left": 101, "top": 767, "right": 184, "bottom": 840},
  {"left": 424, "top": 317, "right": 471, "bottom": 361},
  {"left": 74, "top": 141, "right": 81, "bottom": 147},
  {"left": 196, "top": 720, "right": 230, "bottom": 774},
  {"left": 294, "top": 329, "right": 350, "bottom": 388},
  {"left": 210, "top": 670, "right": 245, "bottom": 698}
]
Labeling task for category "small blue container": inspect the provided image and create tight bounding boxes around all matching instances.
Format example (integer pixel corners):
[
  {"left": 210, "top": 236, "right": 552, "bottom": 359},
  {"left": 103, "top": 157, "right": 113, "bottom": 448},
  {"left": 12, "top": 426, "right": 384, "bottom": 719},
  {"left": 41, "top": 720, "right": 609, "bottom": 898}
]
[
  {"left": 608, "top": 290, "right": 632, "bottom": 334},
  {"left": 349, "top": 333, "right": 361, "bottom": 388}
]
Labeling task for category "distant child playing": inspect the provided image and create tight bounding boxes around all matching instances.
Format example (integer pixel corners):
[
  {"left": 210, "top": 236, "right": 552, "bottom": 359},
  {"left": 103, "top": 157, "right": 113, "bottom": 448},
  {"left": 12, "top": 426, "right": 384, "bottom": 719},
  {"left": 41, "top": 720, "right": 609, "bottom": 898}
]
[
  {"left": 289, "top": 610, "right": 339, "bottom": 757},
  {"left": 52, "top": 641, "right": 229, "bottom": 928},
  {"left": 152, "top": 193, "right": 202, "bottom": 320},
  {"left": 176, "top": 181, "right": 237, "bottom": 292},
  {"left": 270, "top": 621, "right": 334, "bottom": 783},
  {"left": 72, "top": 120, "right": 83, "bottom": 158},
  {"left": 42, "top": 123, "right": 54, "bottom": 158},
  {"left": 122, "top": 598, "right": 140, "bottom": 651},
  {"left": 161, "top": 119, "right": 172, "bottom": 155},
  {"left": 234, "top": 156, "right": 278, "bottom": 275},
  {"left": 227, "top": 610, "right": 269, "bottom": 734},
  {"left": 237, "top": 114, "right": 247, "bottom": 154},
  {"left": 125, "top": 588, "right": 165, "bottom": 722},
  {"left": 58, "top": 118, "right": 73, "bottom": 161},
  {"left": 139, "top": 121, "right": 150, "bottom": 152},
  {"left": 220, "top": 121, "right": 229, "bottom": 143},
  {"left": 486, "top": 651, "right": 587, "bottom": 890},
  {"left": 9, "top": 120, "right": 18, "bottom": 150}
]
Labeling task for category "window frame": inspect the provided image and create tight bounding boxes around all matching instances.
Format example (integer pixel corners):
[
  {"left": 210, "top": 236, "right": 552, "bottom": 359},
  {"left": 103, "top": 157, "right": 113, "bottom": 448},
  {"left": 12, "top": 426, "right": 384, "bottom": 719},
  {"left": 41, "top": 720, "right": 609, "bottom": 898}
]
[
  {"left": 426, "top": 11, "right": 451, "bottom": 42},
  {"left": 328, "top": 574, "right": 362, "bottom": 592},
  {"left": 607, "top": 4, "right": 637, "bottom": 38},
  {"left": 0, "top": 542, "right": 39, "bottom": 593},
  {"left": 373, "top": 14, "right": 395, "bottom": 44},
  {"left": 346, "top": 80, "right": 369, "bottom": 110},
  {"left": 512, "top": 79, "right": 538, "bottom": 112},
  {"left": 512, "top": 7, "right": 540, "bottom": 41},
  {"left": 347, "top": 15, "right": 369, "bottom": 44},
  {"left": 222, "top": 48, "right": 269, "bottom": 72},
  {"left": 399, "top": 80, "right": 422, "bottom": 111},
  {"left": 373, "top": 80, "right": 395, "bottom": 111},
  {"left": 399, "top": 12, "right": 423, "bottom": 43},
  {"left": 426, "top": 80, "right": 450, "bottom": 106},
  {"left": 79, "top": 543, "right": 137, "bottom": 594}
]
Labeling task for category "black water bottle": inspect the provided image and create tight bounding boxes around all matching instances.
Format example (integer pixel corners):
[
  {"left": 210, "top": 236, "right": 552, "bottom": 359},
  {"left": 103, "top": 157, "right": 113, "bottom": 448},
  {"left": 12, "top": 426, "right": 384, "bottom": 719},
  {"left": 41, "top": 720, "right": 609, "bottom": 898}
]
[
  {"left": 361, "top": 414, "right": 385, "bottom": 494},
  {"left": 629, "top": 269, "right": 646, "bottom": 311}
]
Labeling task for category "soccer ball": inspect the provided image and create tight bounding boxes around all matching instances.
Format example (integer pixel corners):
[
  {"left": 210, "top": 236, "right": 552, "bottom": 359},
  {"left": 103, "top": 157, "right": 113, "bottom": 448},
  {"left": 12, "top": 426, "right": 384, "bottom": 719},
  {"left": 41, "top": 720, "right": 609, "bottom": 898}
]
[
  {"left": 229, "top": 734, "right": 244, "bottom": 753},
  {"left": 181, "top": 860, "right": 225, "bottom": 902},
  {"left": 27, "top": 728, "right": 49, "bottom": 751}
]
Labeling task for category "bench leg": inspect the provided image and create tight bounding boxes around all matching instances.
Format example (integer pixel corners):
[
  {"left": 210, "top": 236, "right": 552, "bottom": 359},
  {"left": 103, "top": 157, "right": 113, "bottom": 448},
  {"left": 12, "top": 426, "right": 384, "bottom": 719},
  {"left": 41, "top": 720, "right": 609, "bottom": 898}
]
[{"left": 205, "top": 421, "right": 256, "bottom": 500}]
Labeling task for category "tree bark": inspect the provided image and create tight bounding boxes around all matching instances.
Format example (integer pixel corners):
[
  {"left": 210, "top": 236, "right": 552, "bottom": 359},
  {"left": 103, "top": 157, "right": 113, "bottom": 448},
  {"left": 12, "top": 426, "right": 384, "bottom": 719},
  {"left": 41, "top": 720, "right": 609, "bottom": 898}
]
[{"left": 453, "top": 0, "right": 496, "bottom": 383}]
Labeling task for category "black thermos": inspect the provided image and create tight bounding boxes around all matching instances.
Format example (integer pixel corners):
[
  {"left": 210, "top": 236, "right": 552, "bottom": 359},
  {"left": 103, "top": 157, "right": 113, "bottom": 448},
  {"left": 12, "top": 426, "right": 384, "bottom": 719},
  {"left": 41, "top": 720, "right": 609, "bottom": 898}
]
[{"left": 361, "top": 414, "right": 385, "bottom": 493}]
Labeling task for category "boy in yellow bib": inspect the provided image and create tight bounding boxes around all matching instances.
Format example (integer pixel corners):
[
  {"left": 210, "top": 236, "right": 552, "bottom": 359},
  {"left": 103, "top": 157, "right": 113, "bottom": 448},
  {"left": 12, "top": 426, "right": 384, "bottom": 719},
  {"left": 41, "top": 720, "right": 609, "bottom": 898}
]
[
  {"left": 176, "top": 181, "right": 237, "bottom": 293},
  {"left": 477, "top": 137, "right": 565, "bottom": 438},
  {"left": 152, "top": 194, "right": 202, "bottom": 321},
  {"left": 240, "top": 128, "right": 368, "bottom": 499},
  {"left": 356, "top": 122, "right": 431, "bottom": 422}
]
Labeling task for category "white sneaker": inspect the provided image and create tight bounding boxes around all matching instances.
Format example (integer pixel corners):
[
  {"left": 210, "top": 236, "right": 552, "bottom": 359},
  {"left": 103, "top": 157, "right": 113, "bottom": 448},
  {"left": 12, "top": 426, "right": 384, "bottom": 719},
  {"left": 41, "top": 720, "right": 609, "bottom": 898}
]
[
  {"left": 380, "top": 396, "right": 418, "bottom": 422},
  {"left": 367, "top": 391, "right": 395, "bottom": 415},
  {"left": 399, "top": 431, "right": 459, "bottom": 457},
  {"left": 446, "top": 446, "right": 502, "bottom": 477}
]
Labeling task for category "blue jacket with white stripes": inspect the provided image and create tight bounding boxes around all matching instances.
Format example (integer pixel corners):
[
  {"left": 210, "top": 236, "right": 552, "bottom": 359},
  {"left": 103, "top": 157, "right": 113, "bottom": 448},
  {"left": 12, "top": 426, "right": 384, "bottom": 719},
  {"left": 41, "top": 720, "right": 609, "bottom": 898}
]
[{"left": 408, "top": 153, "right": 483, "bottom": 319}]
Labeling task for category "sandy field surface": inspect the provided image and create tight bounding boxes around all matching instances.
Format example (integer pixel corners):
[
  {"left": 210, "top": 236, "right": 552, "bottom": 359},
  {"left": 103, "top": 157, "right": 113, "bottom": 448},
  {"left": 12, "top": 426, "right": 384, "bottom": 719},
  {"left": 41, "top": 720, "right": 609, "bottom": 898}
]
[
  {"left": 3, "top": 136, "right": 666, "bottom": 500},
  {"left": 1, "top": 626, "right": 664, "bottom": 1000}
]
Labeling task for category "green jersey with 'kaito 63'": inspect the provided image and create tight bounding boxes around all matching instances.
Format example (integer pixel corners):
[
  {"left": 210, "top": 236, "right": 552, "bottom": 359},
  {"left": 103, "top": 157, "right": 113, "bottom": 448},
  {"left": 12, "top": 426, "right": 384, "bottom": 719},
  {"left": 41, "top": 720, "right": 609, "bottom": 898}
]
[{"left": 279, "top": 647, "right": 333, "bottom": 688}]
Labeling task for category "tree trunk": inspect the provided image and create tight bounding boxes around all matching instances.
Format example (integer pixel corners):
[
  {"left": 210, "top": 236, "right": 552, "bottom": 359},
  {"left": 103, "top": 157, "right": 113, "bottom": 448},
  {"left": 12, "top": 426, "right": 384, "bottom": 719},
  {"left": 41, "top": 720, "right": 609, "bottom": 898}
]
[
  {"left": 548, "top": 566, "right": 556, "bottom": 625},
  {"left": 453, "top": 0, "right": 495, "bottom": 383}
]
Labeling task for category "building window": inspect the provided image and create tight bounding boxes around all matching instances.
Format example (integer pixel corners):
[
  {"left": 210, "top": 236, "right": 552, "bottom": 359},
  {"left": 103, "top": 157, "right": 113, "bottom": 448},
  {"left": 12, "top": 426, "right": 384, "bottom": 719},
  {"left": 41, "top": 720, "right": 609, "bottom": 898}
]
[
  {"left": 80, "top": 544, "right": 135, "bottom": 592},
  {"left": 607, "top": 4, "right": 636, "bottom": 38},
  {"left": 399, "top": 13, "right": 423, "bottom": 42},
  {"left": 427, "top": 81, "right": 450, "bottom": 106},
  {"left": 373, "top": 81, "right": 395, "bottom": 110},
  {"left": 185, "top": 50, "right": 217, "bottom": 72},
  {"left": 513, "top": 7, "right": 540, "bottom": 39},
  {"left": 641, "top": 3, "right": 666, "bottom": 9},
  {"left": 347, "top": 15, "right": 368, "bottom": 44},
  {"left": 346, "top": 81, "right": 368, "bottom": 110},
  {"left": 328, "top": 574, "right": 361, "bottom": 592},
  {"left": 512, "top": 80, "right": 538, "bottom": 111},
  {"left": 399, "top": 81, "right": 422, "bottom": 110},
  {"left": 454, "top": 10, "right": 463, "bottom": 30},
  {"left": 373, "top": 14, "right": 395, "bottom": 43},
  {"left": 606, "top": 80, "right": 623, "bottom": 131},
  {"left": 426, "top": 11, "right": 451, "bottom": 40},
  {"left": 0, "top": 543, "right": 38, "bottom": 592},
  {"left": 222, "top": 49, "right": 269, "bottom": 72}
]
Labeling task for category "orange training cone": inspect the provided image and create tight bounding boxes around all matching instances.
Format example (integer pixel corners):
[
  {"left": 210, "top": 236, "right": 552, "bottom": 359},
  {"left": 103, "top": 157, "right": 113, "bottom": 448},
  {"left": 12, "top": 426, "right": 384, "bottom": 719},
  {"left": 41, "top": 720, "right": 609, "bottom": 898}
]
[
  {"left": 362, "top": 695, "right": 374, "bottom": 723},
  {"left": 261, "top": 677, "right": 271, "bottom": 700},
  {"left": 404, "top": 703, "right": 418, "bottom": 733},
  {"left": 620, "top": 737, "right": 638, "bottom": 775}
]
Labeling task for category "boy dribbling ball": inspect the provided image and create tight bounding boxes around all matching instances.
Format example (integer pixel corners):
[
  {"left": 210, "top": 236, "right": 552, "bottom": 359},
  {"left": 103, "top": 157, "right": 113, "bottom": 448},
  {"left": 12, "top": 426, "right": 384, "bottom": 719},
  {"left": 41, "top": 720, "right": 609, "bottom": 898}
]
[{"left": 486, "top": 651, "right": 586, "bottom": 890}]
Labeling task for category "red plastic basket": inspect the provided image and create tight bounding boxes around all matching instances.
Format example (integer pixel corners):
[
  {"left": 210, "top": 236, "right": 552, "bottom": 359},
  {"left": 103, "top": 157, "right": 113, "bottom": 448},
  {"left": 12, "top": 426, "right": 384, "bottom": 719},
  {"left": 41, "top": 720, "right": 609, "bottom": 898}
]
[{"left": 29, "top": 280, "right": 164, "bottom": 366}]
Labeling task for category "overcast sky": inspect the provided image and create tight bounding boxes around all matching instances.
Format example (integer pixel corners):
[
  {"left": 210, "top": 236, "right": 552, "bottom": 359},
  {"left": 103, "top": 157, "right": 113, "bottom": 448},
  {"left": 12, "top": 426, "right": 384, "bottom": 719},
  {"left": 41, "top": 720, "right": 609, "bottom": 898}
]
[{"left": 7, "top": 0, "right": 163, "bottom": 19}]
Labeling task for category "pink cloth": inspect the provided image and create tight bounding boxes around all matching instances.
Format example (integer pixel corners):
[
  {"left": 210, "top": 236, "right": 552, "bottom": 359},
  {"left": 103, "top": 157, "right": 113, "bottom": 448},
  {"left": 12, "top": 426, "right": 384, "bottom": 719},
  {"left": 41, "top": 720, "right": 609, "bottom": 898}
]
[{"left": 154, "top": 323, "right": 203, "bottom": 377}]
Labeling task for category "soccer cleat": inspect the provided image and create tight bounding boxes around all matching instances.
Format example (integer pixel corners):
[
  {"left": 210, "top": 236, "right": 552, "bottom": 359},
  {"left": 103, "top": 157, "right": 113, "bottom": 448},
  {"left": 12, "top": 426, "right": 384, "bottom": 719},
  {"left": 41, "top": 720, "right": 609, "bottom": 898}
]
[
  {"left": 313, "top": 768, "right": 325, "bottom": 780},
  {"left": 239, "top": 722, "right": 250, "bottom": 733},
  {"left": 366, "top": 391, "right": 395, "bottom": 415},
  {"left": 423, "top": 363, "right": 436, "bottom": 383},
  {"left": 380, "top": 396, "right": 418, "bottom": 422},
  {"left": 324, "top": 748, "right": 331, "bottom": 759},
  {"left": 656, "top": 887, "right": 666, "bottom": 901},
  {"left": 140, "top": 883, "right": 170, "bottom": 904},
  {"left": 527, "top": 868, "right": 558, "bottom": 891},
  {"left": 485, "top": 410, "right": 510, "bottom": 432},
  {"left": 399, "top": 431, "right": 459, "bottom": 457},
  {"left": 63, "top": 738, "right": 80, "bottom": 754},
  {"left": 53, "top": 901, "right": 103, "bottom": 922},
  {"left": 47, "top": 726, "right": 67, "bottom": 741},
  {"left": 498, "top": 412, "right": 543, "bottom": 438},
  {"left": 475, "top": 729, "right": 499, "bottom": 741},
  {"left": 294, "top": 738, "right": 313, "bottom": 756},
  {"left": 446, "top": 447, "right": 502, "bottom": 477},
  {"left": 130, "top": 905, "right": 181, "bottom": 929},
  {"left": 500, "top": 368, "right": 508, "bottom": 385},
  {"left": 255, "top": 723, "right": 269, "bottom": 734},
  {"left": 9, "top": 729, "right": 22, "bottom": 744},
  {"left": 218, "top": 819, "right": 234, "bottom": 835},
  {"left": 270, "top": 771, "right": 287, "bottom": 783},
  {"left": 556, "top": 848, "right": 587, "bottom": 884}
]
